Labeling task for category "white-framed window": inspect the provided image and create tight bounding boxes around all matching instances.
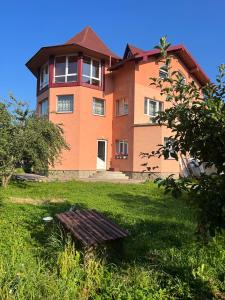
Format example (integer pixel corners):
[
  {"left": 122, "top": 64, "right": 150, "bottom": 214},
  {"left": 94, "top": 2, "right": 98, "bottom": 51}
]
[
  {"left": 40, "top": 98, "right": 48, "bottom": 116},
  {"left": 93, "top": 98, "right": 105, "bottom": 116},
  {"left": 54, "top": 55, "right": 78, "bottom": 83},
  {"left": 57, "top": 95, "right": 74, "bottom": 113},
  {"left": 40, "top": 63, "right": 49, "bottom": 89},
  {"left": 159, "top": 65, "right": 168, "bottom": 79},
  {"left": 116, "top": 98, "right": 128, "bottom": 116},
  {"left": 82, "top": 57, "right": 101, "bottom": 86},
  {"left": 164, "top": 137, "right": 175, "bottom": 159},
  {"left": 144, "top": 98, "right": 163, "bottom": 118},
  {"left": 177, "top": 72, "right": 186, "bottom": 84},
  {"left": 116, "top": 140, "right": 128, "bottom": 155}
]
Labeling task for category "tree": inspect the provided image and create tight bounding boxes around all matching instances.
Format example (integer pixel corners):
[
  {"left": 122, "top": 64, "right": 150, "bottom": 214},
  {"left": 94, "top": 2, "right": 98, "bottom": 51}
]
[
  {"left": 0, "top": 95, "right": 69, "bottom": 188},
  {"left": 146, "top": 37, "right": 225, "bottom": 237}
]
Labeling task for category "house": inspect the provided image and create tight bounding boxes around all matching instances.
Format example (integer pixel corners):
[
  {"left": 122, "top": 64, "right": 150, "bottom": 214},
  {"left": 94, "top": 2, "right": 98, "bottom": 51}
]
[{"left": 26, "top": 26, "right": 209, "bottom": 180}]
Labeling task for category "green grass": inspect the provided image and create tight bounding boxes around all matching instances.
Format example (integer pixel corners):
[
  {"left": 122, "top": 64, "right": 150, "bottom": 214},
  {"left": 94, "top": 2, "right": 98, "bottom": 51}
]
[{"left": 0, "top": 180, "right": 224, "bottom": 299}]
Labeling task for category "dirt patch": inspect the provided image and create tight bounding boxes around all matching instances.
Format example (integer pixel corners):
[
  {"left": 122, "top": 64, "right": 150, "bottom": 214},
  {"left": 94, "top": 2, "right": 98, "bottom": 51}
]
[{"left": 9, "top": 197, "right": 66, "bottom": 205}]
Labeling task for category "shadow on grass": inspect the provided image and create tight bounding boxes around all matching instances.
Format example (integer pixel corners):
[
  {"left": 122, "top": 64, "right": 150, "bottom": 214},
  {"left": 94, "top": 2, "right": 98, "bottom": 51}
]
[{"left": 15, "top": 194, "right": 213, "bottom": 299}]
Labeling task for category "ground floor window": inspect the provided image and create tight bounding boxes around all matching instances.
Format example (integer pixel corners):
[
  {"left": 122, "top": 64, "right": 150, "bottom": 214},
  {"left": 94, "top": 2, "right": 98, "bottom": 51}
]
[
  {"left": 164, "top": 137, "right": 175, "bottom": 159},
  {"left": 115, "top": 140, "right": 128, "bottom": 159},
  {"left": 57, "top": 95, "right": 74, "bottom": 113}
]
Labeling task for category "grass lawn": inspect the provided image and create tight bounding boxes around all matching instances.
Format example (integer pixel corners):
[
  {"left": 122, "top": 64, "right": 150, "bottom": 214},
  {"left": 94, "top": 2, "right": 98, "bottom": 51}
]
[{"left": 0, "top": 180, "right": 224, "bottom": 299}]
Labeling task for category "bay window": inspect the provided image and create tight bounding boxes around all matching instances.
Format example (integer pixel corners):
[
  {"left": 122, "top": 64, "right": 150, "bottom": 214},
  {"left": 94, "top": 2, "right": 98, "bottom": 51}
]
[
  {"left": 82, "top": 57, "right": 101, "bottom": 86},
  {"left": 54, "top": 55, "right": 78, "bottom": 83},
  {"left": 116, "top": 98, "right": 128, "bottom": 116},
  {"left": 40, "top": 63, "right": 49, "bottom": 89}
]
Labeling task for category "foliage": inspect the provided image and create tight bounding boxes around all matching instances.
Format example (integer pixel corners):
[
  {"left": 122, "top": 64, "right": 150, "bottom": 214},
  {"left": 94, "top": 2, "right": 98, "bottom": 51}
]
[
  {"left": 0, "top": 181, "right": 224, "bottom": 299},
  {"left": 0, "top": 95, "right": 68, "bottom": 187},
  {"left": 148, "top": 37, "right": 225, "bottom": 236}
]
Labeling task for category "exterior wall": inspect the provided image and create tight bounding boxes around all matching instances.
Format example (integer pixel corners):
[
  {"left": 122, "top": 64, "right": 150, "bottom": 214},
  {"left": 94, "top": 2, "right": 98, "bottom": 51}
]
[
  {"left": 130, "top": 55, "right": 200, "bottom": 176},
  {"left": 36, "top": 53, "right": 201, "bottom": 178},
  {"left": 37, "top": 68, "right": 113, "bottom": 174},
  {"left": 111, "top": 62, "right": 135, "bottom": 172}
]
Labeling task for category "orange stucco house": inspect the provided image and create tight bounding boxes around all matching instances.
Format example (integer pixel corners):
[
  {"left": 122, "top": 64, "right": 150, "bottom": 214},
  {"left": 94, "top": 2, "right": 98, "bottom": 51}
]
[{"left": 26, "top": 26, "right": 209, "bottom": 180}]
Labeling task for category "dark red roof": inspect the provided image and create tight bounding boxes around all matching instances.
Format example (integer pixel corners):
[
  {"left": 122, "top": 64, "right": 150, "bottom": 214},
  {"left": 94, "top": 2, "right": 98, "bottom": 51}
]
[
  {"left": 65, "top": 26, "right": 119, "bottom": 59},
  {"left": 123, "top": 44, "right": 144, "bottom": 59},
  {"left": 26, "top": 26, "right": 120, "bottom": 76},
  {"left": 128, "top": 44, "right": 144, "bottom": 55},
  {"left": 110, "top": 44, "right": 209, "bottom": 86}
]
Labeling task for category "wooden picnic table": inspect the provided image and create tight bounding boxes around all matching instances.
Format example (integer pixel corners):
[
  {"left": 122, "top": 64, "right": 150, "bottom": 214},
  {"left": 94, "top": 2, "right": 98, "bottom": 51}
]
[{"left": 56, "top": 209, "right": 129, "bottom": 247}]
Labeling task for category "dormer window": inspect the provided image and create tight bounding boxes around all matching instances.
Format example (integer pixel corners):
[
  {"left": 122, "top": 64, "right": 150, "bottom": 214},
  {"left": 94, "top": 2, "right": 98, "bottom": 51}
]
[
  {"left": 159, "top": 65, "right": 168, "bottom": 79},
  {"left": 40, "top": 63, "right": 49, "bottom": 89},
  {"left": 54, "top": 55, "right": 78, "bottom": 83},
  {"left": 82, "top": 57, "right": 101, "bottom": 86}
]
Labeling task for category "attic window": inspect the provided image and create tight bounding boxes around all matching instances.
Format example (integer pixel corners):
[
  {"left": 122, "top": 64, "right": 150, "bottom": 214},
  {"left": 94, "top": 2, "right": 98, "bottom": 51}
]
[
  {"left": 54, "top": 56, "right": 78, "bottom": 83},
  {"left": 177, "top": 72, "right": 186, "bottom": 84},
  {"left": 159, "top": 65, "right": 168, "bottom": 79},
  {"left": 82, "top": 57, "right": 101, "bottom": 86}
]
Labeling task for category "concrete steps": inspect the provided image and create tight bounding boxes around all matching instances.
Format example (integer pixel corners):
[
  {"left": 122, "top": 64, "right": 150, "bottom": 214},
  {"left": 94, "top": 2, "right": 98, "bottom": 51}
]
[{"left": 89, "top": 171, "right": 129, "bottom": 180}]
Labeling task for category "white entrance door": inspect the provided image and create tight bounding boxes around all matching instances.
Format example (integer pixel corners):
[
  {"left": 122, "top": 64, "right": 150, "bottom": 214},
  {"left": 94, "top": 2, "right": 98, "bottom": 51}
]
[{"left": 97, "top": 140, "right": 107, "bottom": 170}]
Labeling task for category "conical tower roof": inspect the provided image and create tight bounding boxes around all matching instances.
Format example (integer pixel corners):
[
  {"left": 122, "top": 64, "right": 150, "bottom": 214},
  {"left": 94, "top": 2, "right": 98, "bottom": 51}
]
[{"left": 65, "top": 26, "right": 119, "bottom": 59}]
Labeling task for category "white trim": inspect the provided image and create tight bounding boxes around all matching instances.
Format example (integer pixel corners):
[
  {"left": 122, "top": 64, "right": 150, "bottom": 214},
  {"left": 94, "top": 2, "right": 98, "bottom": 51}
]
[
  {"left": 97, "top": 139, "right": 107, "bottom": 170},
  {"left": 82, "top": 57, "right": 101, "bottom": 86},
  {"left": 92, "top": 98, "right": 105, "bottom": 116},
  {"left": 116, "top": 98, "right": 128, "bottom": 116},
  {"left": 159, "top": 65, "right": 168, "bottom": 79},
  {"left": 54, "top": 55, "right": 78, "bottom": 83},
  {"left": 56, "top": 94, "right": 74, "bottom": 113},
  {"left": 116, "top": 140, "right": 128, "bottom": 155},
  {"left": 144, "top": 98, "right": 163, "bottom": 117},
  {"left": 39, "top": 62, "right": 49, "bottom": 89}
]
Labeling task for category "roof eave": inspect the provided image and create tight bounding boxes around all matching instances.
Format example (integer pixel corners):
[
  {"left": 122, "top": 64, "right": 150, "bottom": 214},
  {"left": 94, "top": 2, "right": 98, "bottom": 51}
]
[
  {"left": 26, "top": 43, "right": 121, "bottom": 76},
  {"left": 109, "top": 45, "right": 209, "bottom": 86}
]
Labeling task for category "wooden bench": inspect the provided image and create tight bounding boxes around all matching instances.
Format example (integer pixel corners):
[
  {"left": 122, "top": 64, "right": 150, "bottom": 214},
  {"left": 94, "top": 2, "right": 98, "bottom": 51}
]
[{"left": 56, "top": 209, "right": 129, "bottom": 247}]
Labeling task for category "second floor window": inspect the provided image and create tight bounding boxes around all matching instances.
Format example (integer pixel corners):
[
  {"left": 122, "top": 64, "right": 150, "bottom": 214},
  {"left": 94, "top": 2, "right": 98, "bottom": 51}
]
[
  {"left": 40, "top": 98, "right": 48, "bottom": 116},
  {"left": 82, "top": 57, "right": 101, "bottom": 86},
  {"left": 54, "top": 56, "right": 78, "bottom": 83},
  {"left": 40, "top": 63, "right": 49, "bottom": 89},
  {"left": 116, "top": 98, "right": 128, "bottom": 116},
  {"left": 57, "top": 95, "right": 74, "bottom": 113},
  {"left": 93, "top": 98, "right": 105, "bottom": 116},
  {"left": 144, "top": 98, "right": 163, "bottom": 117}
]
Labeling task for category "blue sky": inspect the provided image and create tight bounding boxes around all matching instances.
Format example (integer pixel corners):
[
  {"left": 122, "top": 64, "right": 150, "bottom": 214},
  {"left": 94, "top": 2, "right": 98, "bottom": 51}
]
[{"left": 0, "top": 0, "right": 224, "bottom": 109}]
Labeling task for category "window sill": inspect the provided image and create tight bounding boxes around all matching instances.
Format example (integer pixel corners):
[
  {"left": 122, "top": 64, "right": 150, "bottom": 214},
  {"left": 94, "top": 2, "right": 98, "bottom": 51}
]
[
  {"left": 164, "top": 158, "right": 176, "bottom": 160},
  {"left": 116, "top": 113, "right": 128, "bottom": 117},
  {"left": 56, "top": 111, "right": 74, "bottom": 114},
  {"left": 93, "top": 113, "right": 105, "bottom": 117},
  {"left": 50, "top": 81, "right": 103, "bottom": 91},
  {"left": 115, "top": 155, "right": 128, "bottom": 159}
]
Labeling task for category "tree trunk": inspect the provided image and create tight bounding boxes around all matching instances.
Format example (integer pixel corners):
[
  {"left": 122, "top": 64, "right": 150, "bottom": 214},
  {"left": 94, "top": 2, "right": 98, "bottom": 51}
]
[{"left": 1, "top": 174, "right": 13, "bottom": 188}]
